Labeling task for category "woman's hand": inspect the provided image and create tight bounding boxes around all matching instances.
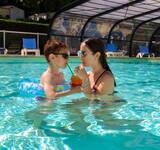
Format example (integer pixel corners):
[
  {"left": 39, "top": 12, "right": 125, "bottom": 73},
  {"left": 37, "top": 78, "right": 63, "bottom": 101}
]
[
  {"left": 74, "top": 64, "right": 88, "bottom": 81},
  {"left": 70, "top": 86, "right": 81, "bottom": 93}
]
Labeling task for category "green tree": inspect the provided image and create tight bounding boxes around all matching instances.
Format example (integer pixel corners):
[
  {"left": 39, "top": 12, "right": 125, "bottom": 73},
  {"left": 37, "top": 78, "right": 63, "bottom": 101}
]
[
  {"left": 41, "top": 0, "right": 72, "bottom": 12},
  {"left": 9, "top": 0, "right": 73, "bottom": 14}
]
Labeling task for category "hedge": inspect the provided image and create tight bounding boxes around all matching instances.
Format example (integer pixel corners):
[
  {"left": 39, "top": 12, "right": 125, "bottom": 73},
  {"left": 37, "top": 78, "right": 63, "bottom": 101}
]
[{"left": 0, "top": 19, "right": 49, "bottom": 33}]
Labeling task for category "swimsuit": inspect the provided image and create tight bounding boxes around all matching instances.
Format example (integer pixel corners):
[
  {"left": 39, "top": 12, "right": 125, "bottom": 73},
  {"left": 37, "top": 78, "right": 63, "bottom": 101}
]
[{"left": 92, "top": 70, "right": 107, "bottom": 94}]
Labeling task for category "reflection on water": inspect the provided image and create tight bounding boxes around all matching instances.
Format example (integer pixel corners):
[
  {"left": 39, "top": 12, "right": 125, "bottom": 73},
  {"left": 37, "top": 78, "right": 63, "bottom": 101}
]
[
  {"left": 24, "top": 96, "right": 140, "bottom": 137},
  {"left": 1, "top": 59, "right": 160, "bottom": 149}
]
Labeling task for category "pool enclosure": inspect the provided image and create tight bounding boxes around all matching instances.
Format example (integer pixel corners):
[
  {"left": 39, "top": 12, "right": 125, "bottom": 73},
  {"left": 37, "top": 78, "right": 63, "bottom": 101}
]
[{"left": 49, "top": 0, "right": 160, "bottom": 57}]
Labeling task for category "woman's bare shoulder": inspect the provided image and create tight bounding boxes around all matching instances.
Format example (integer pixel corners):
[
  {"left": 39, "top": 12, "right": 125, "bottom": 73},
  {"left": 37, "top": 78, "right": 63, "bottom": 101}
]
[{"left": 102, "top": 71, "right": 114, "bottom": 83}]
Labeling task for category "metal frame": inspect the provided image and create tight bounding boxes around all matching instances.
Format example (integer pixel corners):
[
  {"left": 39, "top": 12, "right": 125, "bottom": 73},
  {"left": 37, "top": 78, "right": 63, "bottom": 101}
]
[
  {"left": 80, "top": 0, "right": 143, "bottom": 42},
  {"left": 107, "top": 7, "right": 160, "bottom": 44},
  {"left": 148, "top": 26, "right": 160, "bottom": 52},
  {"left": 129, "top": 16, "right": 160, "bottom": 56},
  {"left": 49, "top": 0, "right": 160, "bottom": 57},
  {"left": 48, "top": 0, "right": 89, "bottom": 39}
]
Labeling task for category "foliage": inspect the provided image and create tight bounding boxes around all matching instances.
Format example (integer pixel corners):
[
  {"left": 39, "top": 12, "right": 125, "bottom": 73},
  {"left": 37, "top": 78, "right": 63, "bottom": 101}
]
[
  {"left": 7, "top": 0, "right": 73, "bottom": 15},
  {"left": 0, "top": 19, "right": 48, "bottom": 33}
]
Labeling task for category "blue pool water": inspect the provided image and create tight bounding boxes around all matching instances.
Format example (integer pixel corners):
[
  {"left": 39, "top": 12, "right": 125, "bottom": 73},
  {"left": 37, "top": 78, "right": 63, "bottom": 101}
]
[{"left": 0, "top": 57, "right": 160, "bottom": 150}]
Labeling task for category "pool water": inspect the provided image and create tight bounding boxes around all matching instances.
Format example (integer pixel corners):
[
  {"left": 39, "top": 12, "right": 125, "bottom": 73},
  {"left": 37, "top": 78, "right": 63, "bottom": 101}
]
[{"left": 0, "top": 57, "right": 160, "bottom": 150}]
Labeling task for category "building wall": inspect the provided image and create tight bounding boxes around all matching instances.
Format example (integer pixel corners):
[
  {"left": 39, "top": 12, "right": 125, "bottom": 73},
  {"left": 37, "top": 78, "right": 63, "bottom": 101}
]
[
  {"left": 0, "top": 8, "right": 10, "bottom": 18},
  {"left": 10, "top": 6, "right": 24, "bottom": 20}
]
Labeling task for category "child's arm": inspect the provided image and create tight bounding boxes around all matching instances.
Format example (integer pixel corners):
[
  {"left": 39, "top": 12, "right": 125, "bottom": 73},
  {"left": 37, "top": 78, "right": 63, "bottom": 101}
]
[
  {"left": 55, "top": 86, "right": 81, "bottom": 98},
  {"left": 43, "top": 82, "right": 56, "bottom": 100},
  {"left": 43, "top": 84, "right": 81, "bottom": 100},
  {"left": 43, "top": 80, "right": 81, "bottom": 100}
]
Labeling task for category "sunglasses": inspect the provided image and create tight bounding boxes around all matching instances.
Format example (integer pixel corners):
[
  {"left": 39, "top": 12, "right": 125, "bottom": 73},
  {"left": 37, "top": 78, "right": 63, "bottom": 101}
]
[
  {"left": 77, "top": 50, "right": 87, "bottom": 57},
  {"left": 53, "top": 53, "right": 69, "bottom": 59}
]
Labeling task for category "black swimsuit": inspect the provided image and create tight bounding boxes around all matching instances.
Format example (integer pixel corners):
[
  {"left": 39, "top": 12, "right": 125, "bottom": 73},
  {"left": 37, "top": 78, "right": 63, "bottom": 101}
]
[{"left": 92, "top": 70, "right": 107, "bottom": 94}]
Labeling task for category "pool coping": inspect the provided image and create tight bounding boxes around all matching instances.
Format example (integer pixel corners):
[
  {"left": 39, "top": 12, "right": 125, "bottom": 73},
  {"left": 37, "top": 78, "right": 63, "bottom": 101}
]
[{"left": 0, "top": 54, "right": 160, "bottom": 60}]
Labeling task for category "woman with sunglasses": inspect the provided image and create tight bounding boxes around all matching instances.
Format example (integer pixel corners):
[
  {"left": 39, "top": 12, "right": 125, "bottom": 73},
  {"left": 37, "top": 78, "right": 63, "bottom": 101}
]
[
  {"left": 75, "top": 38, "right": 116, "bottom": 100},
  {"left": 40, "top": 39, "right": 79, "bottom": 100}
]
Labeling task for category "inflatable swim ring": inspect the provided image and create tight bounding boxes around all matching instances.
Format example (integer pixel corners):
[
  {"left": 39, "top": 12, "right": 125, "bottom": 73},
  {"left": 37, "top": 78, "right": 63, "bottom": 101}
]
[{"left": 18, "top": 79, "right": 71, "bottom": 97}]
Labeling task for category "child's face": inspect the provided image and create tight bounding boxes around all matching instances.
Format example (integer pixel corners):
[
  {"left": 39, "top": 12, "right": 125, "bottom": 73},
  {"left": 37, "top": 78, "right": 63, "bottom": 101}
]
[{"left": 51, "top": 48, "right": 69, "bottom": 68}]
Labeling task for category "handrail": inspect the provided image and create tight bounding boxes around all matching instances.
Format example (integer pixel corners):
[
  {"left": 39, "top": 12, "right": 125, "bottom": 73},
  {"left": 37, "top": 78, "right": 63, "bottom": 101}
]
[
  {"left": 0, "top": 30, "right": 47, "bottom": 35},
  {"left": 0, "top": 30, "right": 47, "bottom": 50}
]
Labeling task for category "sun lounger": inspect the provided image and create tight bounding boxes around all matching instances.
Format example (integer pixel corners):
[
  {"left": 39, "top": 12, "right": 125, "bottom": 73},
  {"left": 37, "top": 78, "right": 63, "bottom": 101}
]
[
  {"left": 105, "top": 43, "right": 124, "bottom": 57},
  {"left": 136, "top": 46, "right": 155, "bottom": 58},
  {"left": 21, "top": 38, "right": 40, "bottom": 56},
  {"left": 0, "top": 47, "right": 8, "bottom": 55}
]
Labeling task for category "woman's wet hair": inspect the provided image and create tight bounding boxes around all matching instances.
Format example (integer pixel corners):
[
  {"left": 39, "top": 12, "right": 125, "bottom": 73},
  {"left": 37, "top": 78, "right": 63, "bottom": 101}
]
[
  {"left": 44, "top": 39, "right": 67, "bottom": 62},
  {"left": 83, "top": 38, "right": 116, "bottom": 86}
]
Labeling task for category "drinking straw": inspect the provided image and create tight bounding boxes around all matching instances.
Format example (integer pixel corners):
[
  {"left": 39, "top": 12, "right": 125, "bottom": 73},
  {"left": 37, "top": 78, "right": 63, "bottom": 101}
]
[{"left": 67, "top": 63, "right": 74, "bottom": 75}]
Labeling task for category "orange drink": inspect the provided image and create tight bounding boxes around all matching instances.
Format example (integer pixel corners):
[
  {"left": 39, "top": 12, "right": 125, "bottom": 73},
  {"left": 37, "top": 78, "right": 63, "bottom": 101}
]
[{"left": 70, "top": 75, "right": 82, "bottom": 87}]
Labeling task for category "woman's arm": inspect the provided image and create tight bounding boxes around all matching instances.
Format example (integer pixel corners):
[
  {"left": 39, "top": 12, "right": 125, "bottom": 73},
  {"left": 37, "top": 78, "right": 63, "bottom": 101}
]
[
  {"left": 74, "top": 65, "right": 93, "bottom": 95},
  {"left": 81, "top": 72, "right": 115, "bottom": 99},
  {"left": 81, "top": 77, "right": 92, "bottom": 94}
]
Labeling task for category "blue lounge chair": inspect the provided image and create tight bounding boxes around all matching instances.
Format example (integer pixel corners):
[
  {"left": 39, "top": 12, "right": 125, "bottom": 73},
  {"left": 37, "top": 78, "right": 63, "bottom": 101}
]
[
  {"left": 0, "top": 47, "right": 8, "bottom": 55},
  {"left": 21, "top": 38, "right": 40, "bottom": 56},
  {"left": 136, "top": 45, "right": 155, "bottom": 58},
  {"left": 105, "top": 43, "right": 124, "bottom": 57}
]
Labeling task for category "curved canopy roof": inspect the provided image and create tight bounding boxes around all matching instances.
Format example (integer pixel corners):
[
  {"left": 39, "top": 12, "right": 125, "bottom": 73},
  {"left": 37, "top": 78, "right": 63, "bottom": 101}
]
[
  {"left": 63, "top": 0, "right": 160, "bottom": 23},
  {"left": 49, "top": 0, "right": 160, "bottom": 40},
  {"left": 49, "top": 0, "right": 160, "bottom": 57}
]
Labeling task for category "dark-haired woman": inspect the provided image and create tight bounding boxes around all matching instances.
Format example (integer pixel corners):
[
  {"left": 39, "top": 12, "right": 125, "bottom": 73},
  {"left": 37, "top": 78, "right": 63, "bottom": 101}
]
[{"left": 75, "top": 38, "right": 116, "bottom": 100}]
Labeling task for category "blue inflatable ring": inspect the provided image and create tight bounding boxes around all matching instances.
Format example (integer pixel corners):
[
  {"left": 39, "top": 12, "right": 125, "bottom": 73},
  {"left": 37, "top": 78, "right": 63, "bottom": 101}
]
[{"left": 18, "top": 79, "right": 71, "bottom": 97}]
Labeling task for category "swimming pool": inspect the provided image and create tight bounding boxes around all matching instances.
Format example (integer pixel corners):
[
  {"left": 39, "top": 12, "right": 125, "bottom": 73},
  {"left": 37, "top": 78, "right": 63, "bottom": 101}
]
[{"left": 0, "top": 56, "right": 160, "bottom": 150}]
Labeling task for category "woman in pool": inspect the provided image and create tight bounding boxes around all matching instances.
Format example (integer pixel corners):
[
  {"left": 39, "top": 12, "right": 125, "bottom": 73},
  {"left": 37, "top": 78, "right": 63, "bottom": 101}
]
[
  {"left": 75, "top": 38, "right": 116, "bottom": 99},
  {"left": 40, "top": 39, "right": 79, "bottom": 100}
]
